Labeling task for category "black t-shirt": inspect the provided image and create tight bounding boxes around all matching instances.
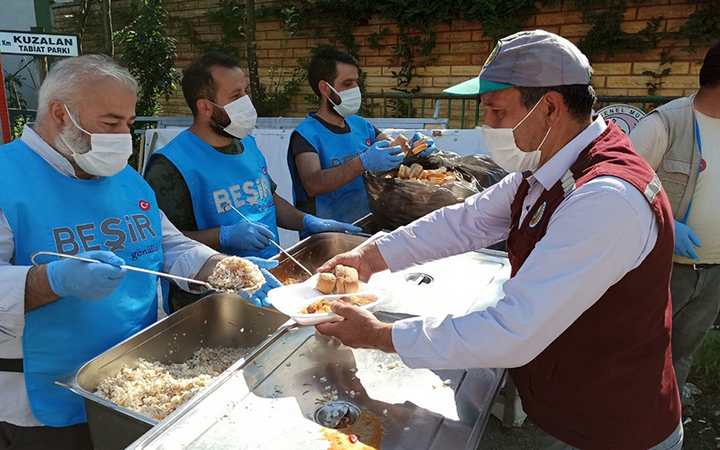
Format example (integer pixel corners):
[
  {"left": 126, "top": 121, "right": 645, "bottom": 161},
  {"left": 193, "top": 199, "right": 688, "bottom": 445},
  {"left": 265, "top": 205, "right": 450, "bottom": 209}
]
[{"left": 288, "top": 113, "right": 381, "bottom": 214}]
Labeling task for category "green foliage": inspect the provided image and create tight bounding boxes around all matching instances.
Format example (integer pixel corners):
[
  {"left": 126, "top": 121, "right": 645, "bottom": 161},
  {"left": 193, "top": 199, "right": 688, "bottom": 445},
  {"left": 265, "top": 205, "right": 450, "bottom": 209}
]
[
  {"left": 4, "top": 73, "right": 28, "bottom": 110},
  {"left": 253, "top": 64, "right": 306, "bottom": 116},
  {"left": 205, "top": 0, "right": 246, "bottom": 56},
  {"left": 10, "top": 115, "right": 29, "bottom": 140},
  {"left": 204, "top": 0, "right": 281, "bottom": 52},
  {"left": 367, "top": 28, "right": 391, "bottom": 50},
  {"left": 577, "top": 0, "right": 664, "bottom": 57},
  {"left": 178, "top": 18, "right": 239, "bottom": 57},
  {"left": 372, "top": 0, "right": 454, "bottom": 28},
  {"left": 641, "top": 49, "right": 674, "bottom": 95},
  {"left": 194, "top": 0, "right": 715, "bottom": 107},
  {"left": 196, "top": 1, "right": 306, "bottom": 116},
  {"left": 271, "top": 0, "right": 556, "bottom": 95},
  {"left": 459, "top": 0, "right": 544, "bottom": 41},
  {"left": 369, "top": 0, "right": 543, "bottom": 39},
  {"left": 392, "top": 32, "right": 436, "bottom": 93},
  {"left": 114, "top": 0, "right": 180, "bottom": 116},
  {"left": 5, "top": 72, "right": 32, "bottom": 138},
  {"left": 676, "top": 0, "right": 720, "bottom": 46},
  {"left": 277, "top": 1, "right": 374, "bottom": 58},
  {"left": 692, "top": 330, "right": 720, "bottom": 389}
]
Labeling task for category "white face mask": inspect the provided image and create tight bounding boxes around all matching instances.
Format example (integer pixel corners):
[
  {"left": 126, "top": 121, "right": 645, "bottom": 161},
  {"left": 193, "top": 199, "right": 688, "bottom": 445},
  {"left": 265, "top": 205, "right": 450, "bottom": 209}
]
[
  {"left": 60, "top": 105, "right": 132, "bottom": 177},
  {"left": 326, "top": 84, "right": 361, "bottom": 118},
  {"left": 482, "top": 97, "right": 551, "bottom": 173},
  {"left": 212, "top": 95, "right": 257, "bottom": 138}
]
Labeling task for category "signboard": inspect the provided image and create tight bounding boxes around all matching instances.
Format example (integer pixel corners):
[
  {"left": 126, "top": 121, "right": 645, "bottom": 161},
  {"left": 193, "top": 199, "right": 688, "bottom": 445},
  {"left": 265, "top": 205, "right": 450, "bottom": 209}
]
[
  {"left": 597, "top": 104, "right": 646, "bottom": 134},
  {"left": 0, "top": 30, "right": 79, "bottom": 57},
  {"left": 0, "top": 30, "right": 80, "bottom": 142}
]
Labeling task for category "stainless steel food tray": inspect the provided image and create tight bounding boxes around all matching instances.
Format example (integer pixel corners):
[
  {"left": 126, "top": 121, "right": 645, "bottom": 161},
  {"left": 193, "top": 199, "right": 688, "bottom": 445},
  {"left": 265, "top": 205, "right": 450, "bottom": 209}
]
[
  {"left": 269, "top": 232, "right": 368, "bottom": 284},
  {"left": 127, "top": 313, "right": 503, "bottom": 450},
  {"left": 127, "top": 243, "right": 512, "bottom": 450},
  {"left": 56, "top": 295, "right": 290, "bottom": 450}
]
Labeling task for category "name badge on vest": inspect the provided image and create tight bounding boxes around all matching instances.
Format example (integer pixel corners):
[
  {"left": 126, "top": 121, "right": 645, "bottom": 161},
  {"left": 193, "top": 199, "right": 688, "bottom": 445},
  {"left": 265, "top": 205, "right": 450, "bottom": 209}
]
[{"left": 529, "top": 202, "right": 546, "bottom": 228}]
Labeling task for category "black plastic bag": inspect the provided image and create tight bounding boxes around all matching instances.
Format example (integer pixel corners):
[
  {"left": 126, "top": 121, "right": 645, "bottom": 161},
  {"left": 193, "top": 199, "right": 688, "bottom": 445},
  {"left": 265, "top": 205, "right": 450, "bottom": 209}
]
[{"left": 363, "top": 151, "right": 507, "bottom": 229}]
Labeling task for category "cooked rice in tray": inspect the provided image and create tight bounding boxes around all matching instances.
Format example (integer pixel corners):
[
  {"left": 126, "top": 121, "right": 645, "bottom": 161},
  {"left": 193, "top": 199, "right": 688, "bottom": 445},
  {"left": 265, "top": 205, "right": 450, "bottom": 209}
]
[
  {"left": 208, "top": 256, "right": 264, "bottom": 294},
  {"left": 95, "top": 347, "right": 245, "bottom": 420}
]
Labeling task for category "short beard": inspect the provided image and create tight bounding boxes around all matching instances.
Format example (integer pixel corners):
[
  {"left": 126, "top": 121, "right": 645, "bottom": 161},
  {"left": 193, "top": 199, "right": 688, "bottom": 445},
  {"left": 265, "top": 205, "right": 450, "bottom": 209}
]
[
  {"left": 55, "top": 124, "right": 91, "bottom": 156},
  {"left": 210, "top": 106, "right": 235, "bottom": 139}
]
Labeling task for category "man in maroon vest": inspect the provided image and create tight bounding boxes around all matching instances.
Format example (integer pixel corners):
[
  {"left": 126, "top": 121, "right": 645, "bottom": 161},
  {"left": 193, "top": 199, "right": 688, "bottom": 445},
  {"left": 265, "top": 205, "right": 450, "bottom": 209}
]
[{"left": 315, "top": 30, "right": 682, "bottom": 449}]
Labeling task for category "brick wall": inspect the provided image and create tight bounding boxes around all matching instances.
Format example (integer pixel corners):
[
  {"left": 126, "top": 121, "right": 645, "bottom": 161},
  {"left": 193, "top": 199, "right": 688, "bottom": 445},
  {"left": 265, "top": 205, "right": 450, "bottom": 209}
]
[{"left": 52, "top": 0, "right": 710, "bottom": 124}]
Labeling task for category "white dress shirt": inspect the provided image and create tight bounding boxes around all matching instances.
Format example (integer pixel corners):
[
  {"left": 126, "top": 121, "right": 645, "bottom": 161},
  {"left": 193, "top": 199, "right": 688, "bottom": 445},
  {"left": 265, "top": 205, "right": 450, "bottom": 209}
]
[
  {"left": 0, "top": 125, "right": 219, "bottom": 426},
  {"left": 378, "top": 117, "right": 659, "bottom": 370}
]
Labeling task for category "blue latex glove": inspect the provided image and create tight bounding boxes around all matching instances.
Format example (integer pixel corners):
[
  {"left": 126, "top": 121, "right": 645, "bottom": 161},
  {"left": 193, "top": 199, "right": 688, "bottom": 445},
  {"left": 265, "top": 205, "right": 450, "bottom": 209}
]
[
  {"left": 302, "top": 215, "right": 362, "bottom": 235},
  {"left": 245, "top": 257, "right": 281, "bottom": 307},
  {"left": 409, "top": 132, "right": 438, "bottom": 158},
  {"left": 46, "top": 251, "right": 126, "bottom": 300},
  {"left": 674, "top": 220, "right": 701, "bottom": 260},
  {"left": 359, "top": 140, "right": 403, "bottom": 172},
  {"left": 220, "top": 220, "right": 275, "bottom": 252}
]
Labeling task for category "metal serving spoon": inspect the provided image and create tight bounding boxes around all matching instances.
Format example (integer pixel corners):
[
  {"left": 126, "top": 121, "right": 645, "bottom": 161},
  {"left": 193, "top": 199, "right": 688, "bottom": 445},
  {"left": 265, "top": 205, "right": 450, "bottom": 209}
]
[{"left": 30, "top": 251, "right": 214, "bottom": 290}]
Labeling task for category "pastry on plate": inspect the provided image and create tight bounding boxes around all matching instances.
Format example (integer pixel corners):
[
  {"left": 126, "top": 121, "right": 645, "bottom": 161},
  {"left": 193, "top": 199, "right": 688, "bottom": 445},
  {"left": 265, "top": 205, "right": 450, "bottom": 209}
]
[
  {"left": 334, "top": 265, "right": 359, "bottom": 294},
  {"left": 316, "top": 272, "right": 337, "bottom": 294}
]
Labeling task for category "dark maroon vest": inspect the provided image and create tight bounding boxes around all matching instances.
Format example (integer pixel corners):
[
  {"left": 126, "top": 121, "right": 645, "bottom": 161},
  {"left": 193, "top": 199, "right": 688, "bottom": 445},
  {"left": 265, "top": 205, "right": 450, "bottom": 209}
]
[{"left": 507, "top": 122, "right": 680, "bottom": 450}]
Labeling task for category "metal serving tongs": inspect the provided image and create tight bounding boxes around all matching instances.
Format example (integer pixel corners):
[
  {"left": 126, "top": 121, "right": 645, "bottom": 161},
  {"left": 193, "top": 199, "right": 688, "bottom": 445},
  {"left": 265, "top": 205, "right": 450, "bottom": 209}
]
[
  {"left": 224, "top": 204, "right": 314, "bottom": 278},
  {"left": 30, "top": 251, "right": 214, "bottom": 290}
]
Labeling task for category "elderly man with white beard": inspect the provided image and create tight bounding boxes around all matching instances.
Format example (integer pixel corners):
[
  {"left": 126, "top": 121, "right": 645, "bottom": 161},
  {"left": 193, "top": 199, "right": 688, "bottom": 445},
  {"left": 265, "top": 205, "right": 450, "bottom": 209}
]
[{"left": 0, "top": 55, "right": 278, "bottom": 450}]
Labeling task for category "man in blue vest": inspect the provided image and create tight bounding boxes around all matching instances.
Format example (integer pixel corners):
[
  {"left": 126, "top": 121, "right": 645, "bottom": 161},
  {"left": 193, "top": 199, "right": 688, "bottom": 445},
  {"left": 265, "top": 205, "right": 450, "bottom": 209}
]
[
  {"left": 288, "top": 46, "right": 438, "bottom": 225},
  {"left": 0, "top": 55, "right": 276, "bottom": 450},
  {"left": 146, "top": 52, "right": 360, "bottom": 309}
]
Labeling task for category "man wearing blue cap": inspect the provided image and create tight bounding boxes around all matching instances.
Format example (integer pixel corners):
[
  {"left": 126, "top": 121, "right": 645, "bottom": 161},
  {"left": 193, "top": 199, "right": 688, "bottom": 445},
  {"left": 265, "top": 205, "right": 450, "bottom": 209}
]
[{"left": 314, "top": 30, "right": 682, "bottom": 450}]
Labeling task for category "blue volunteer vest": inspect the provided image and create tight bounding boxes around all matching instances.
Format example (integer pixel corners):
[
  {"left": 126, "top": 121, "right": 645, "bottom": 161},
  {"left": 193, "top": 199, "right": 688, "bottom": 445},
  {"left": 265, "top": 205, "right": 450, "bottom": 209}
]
[
  {"left": 154, "top": 130, "right": 278, "bottom": 259},
  {"left": 0, "top": 139, "right": 163, "bottom": 426},
  {"left": 290, "top": 114, "right": 376, "bottom": 224}
]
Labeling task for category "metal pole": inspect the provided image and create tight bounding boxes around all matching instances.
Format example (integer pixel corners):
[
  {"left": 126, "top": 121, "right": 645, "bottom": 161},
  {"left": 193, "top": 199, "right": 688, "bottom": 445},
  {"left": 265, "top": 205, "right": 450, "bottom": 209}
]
[
  {"left": 100, "top": 0, "right": 114, "bottom": 56},
  {"left": 38, "top": 56, "right": 48, "bottom": 84},
  {"left": 0, "top": 54, "right": 12, "bottom": 143}
]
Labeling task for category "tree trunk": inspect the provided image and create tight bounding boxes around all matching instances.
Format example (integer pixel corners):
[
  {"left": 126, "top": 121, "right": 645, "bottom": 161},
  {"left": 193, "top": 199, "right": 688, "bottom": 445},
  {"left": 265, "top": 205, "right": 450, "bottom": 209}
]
[
  {"left": 244, "top": 0, "right": 261, "bottom": 100},
  {"left": 76, "top": 0, "right": 91, "bottom": 54},
  {"left": 100, "top": 0, "right": 114, "bottom": 57}
]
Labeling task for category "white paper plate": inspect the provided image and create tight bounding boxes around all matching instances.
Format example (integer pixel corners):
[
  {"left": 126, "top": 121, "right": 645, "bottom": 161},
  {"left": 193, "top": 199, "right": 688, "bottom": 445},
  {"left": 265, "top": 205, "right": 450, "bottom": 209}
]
[{"left": 267, "top": 274, "right": 383, "bottom": 325}]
